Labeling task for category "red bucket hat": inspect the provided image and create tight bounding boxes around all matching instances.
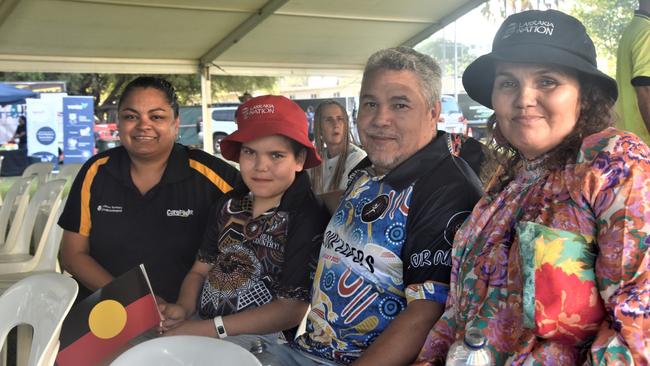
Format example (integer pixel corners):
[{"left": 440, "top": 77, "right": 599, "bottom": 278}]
[{"left": 220, "top": 95, "right": 321, "bottom": 169}]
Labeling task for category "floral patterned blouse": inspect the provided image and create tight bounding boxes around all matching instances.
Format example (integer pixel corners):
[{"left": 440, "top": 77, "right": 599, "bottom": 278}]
[{"left": 415, "top": 128, "right": 650, "bottom": 365}]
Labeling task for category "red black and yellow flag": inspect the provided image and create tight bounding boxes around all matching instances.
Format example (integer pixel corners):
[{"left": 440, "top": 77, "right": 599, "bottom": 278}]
[{"left": 56, "top": 265, "right": 161, "bottom": 366}]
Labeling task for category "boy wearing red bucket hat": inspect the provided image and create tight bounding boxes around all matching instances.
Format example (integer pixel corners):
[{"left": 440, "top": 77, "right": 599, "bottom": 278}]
[{"left": 158, "top": 95, "right": 330, "bottom": 346}]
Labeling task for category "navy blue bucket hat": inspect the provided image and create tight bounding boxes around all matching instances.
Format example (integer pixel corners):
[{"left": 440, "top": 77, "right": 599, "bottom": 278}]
[{"left": 463, "top": 9, "right": 618, "bottom": 108}]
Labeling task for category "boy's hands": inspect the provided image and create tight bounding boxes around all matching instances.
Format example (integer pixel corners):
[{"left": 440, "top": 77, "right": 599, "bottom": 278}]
[
  {"left": 158, "top": 303, "right": 191, "bottom": 331},
  {"left": 162, "top": 319, "right": 216, "bottom": 337}
]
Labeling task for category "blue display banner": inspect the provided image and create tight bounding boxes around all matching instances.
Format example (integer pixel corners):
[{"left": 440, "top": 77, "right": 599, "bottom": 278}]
[{"left": 63, "top": 96, "right": 94, "bottom": 163}]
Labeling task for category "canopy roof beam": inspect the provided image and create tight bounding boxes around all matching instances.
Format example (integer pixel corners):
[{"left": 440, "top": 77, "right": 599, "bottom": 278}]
[
  {"left": 0, "top": 0, "right": 21, "bottom": 30},
  {"left": 199, "top": 0, "right": 289, "bottom": 67},
  {"left": 401, "top": 0, "right": 487, "bottom": 47}
]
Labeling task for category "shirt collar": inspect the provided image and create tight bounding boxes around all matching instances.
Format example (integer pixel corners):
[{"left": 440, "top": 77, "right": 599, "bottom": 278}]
[
  {"left": 355, "top": 130, "right": 451, "bottom": 190},
  {"left": 106, "top": 143, "right": 191, "bottom": 186},
  {"left": 160, "top": 144, "right": 192, "bottom": 184},
  {"left": 231, "top": 170, "right": 313, "bottom": 212}
]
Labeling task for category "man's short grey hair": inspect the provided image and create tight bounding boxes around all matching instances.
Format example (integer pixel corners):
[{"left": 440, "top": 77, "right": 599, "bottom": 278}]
[{"left": 362, "top": 46, "right": 442, "bottom": 108}]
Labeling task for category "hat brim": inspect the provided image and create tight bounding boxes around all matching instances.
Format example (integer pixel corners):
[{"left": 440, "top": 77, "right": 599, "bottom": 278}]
[
  {"left": 463, "top": 44, "right": 618, "bottom": 109},
  {"left": 220, "top": 121, "right": 321, "bottom": 169}
]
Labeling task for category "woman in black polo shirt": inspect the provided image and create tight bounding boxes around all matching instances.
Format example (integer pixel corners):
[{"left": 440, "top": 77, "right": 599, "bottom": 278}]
[{"left": 59, "top": 77, "right": 239, "bottom": 303}]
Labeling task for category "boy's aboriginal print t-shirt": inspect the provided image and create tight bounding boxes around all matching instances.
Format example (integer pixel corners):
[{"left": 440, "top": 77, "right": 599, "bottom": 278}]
[{"left": 197, "top": 194, "right": 313, "bottom": 318}]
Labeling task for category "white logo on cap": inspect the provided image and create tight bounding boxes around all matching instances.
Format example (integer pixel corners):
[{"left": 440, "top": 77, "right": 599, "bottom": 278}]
[
  {"left": 502, "top": 20, "right": 554, "bottom": 39},
  {"left": 502, "top": 22, "right": 517, "bottom": 39},
  {"left": 241, "top": 104, "right": 275, "bottom": 120}
]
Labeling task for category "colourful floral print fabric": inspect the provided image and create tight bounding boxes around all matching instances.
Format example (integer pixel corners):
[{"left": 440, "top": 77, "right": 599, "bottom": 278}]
[
  {"left": 415, "top": 128, "right": 650, "bottom": 366},
  {"left": 517, "top": 222, "right": 604, "bottom": 343}
]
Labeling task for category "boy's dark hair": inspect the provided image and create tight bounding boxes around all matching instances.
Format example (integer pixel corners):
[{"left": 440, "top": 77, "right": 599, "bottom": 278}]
[
  {"left": 118, "top": 76, "right": 179, "bottom": 118},
  {"left": 287, "top": 137, "right": 307, "bottom": 158}
]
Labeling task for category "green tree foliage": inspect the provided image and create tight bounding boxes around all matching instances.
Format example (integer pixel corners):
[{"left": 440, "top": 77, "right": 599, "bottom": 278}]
[
  {"left": 571, "top": 0, "right": 636, "bottom": 72},
  {"left": 416, "top": 38, "right": 478, "bottom": 77},
  {"left": 477, "top": 0, "right": 635, "bottom": 74},
  {"left": 481, "top": 0, "right": 561, "bottom": 19}
]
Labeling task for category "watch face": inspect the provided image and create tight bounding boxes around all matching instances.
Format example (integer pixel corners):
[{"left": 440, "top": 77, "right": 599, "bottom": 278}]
[{"left": 217, "top": 326, "right": 226, "bottom": 335}]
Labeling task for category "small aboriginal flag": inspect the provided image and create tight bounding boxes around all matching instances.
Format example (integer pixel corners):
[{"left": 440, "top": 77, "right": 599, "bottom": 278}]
[{"left": 56, "top": 264, "right": 161, "bottom": 366}]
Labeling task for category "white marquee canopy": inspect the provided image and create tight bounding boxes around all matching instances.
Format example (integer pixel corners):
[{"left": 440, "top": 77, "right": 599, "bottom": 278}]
[{"left": 0, "top": 0, "right": 486, "bottom": 148}]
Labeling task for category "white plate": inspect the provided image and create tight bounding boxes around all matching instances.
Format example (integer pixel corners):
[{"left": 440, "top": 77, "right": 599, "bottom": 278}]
[{"left": 109, "top": 335, "right": 262, "bottom": 366}]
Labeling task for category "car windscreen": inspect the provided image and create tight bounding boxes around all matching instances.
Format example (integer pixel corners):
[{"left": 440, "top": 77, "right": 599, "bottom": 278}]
[
  {"left": 441, "top": 98, "right": 460, "bottom": 114},
  {"left": 212, "top": 109, "right": 236, "bottom": 121}
]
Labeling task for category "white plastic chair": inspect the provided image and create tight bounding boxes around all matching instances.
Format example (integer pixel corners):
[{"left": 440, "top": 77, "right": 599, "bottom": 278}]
[
  {"left": 21, "top": 163, "right": 53, "bottom": 187},
  {"left": 110, "top": 336, "right": 262, "bottom": 366},
  {"left": 0, "top": 199, "right": 66, "bottom": 279},
  {"left": 0, "top": 155, "right": 5, "bottom": 205},
  {"left": 0, "top": 177, "right": 34, "bottom": 247},
  {"left": 0, "top": 180, "right": 65, "bottom": 261},
  {"left": 54, "top": 164, "right": 82, "bottom": 181},
  {"left": 0, "top": 197, "right": 67, "bottom": 366},
  {"left": 0, "top": 273, "right": 77, "bottom": 366}
]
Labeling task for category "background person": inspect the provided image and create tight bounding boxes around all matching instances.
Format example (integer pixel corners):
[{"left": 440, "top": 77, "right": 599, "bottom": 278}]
[
  {"left": 310, "top": 100, "right": 366, "bottom": 194},
  {"left": 59, "top": 76, "right": 239, "bottom": 303},
  {"left": 159, "top": 95, "right": 330, "bottom": 347},
  {"left": 239, "top": 92, "right": 253, "bottom": 103},
  {"left": 616, "top": 0, "right": 650, "bottom": 144},
  {"left": 416, "top": 10, "right": 649, "bottom": 365},
  {"left": 12, "top": 115, "right": 26, "bottom": 149}
]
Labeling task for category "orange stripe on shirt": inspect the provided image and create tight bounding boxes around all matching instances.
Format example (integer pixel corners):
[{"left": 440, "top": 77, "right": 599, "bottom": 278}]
[
  {"left": 189, "top": 159, "right": 233, "bottom": 193},
  {"left": 79, "top": 157, "right": 110, "bottom": 236}
]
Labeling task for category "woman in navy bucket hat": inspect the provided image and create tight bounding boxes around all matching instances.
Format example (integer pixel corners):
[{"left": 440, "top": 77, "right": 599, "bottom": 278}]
[{"left": 416, "top": 10, "right": 649, "bottom": 366}]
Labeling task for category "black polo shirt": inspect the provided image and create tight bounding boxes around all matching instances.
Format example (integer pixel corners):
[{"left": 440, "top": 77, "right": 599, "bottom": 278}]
[
  {"left": 59, "top": 144, "right": 239, "bottom": 302},
  {"left": 292, "top": 132, "right": 485, "bottom": 363},
  {"left": 348, "top": 130, "right": 485, "bottom": 290}
]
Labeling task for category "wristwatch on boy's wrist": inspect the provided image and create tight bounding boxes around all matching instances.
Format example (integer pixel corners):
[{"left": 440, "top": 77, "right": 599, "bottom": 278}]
[{"left": 213, "top": 316, "right": 228, "bottom": 338}]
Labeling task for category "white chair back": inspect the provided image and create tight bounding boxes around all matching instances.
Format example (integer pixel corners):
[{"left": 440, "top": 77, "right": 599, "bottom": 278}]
[
  {"left": 110, "top": 336, "right": 262, "bottom": 366},
  {"left": 22, "top": 163, "right": 54, "bottom": 186},
  {"left": 30, "top": 198, "right": 66, "bottom": 273},
  {"left": 0, "top": 180, "right": 65, "bottom": 257},
  {"left": 0, "top": 273, "right": 77, "bottom": 366},
  {"left": 55, "top": 164, "right": 82, "bottom": 181},
  {"left": 0, "top": 177, "right": 34, "bottom": 247}
]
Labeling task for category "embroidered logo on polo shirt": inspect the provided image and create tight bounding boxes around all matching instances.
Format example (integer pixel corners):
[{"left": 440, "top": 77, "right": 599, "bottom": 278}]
[
  {"left": 166, "top": 209, "right": 194, "bottom": 217},
  {"left": 97, "top": 205, "right": 123, "bottom": 213},
  {"left": 361, "top": 194, "right": 389, "bottom": 223},
  {"left": 443, "top": 211, "right": 471, "bottom": 245}
]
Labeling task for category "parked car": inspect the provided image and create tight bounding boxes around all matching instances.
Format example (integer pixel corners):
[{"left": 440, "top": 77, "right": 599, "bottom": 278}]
[
  {"left": 438, "top": 95, "right": 468, "bottom": 135},
  {"left": 94, "top": 119, "right": 120, "bottom": 153},
  {"left": 458, "top": 93, "right": 493, "bottom": 142},
  {"left": 196, "top": 106, "right": 238, "bottom": 154}
]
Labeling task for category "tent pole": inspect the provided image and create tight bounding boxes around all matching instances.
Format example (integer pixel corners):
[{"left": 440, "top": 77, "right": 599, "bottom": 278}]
[{"left": 200, "top": 64, "right": 213, "bottom": 154}]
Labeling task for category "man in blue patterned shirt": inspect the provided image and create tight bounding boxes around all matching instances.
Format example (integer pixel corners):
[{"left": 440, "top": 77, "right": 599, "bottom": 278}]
[{"left": 258, "top": 47, "right": 484, "bottom": 365}]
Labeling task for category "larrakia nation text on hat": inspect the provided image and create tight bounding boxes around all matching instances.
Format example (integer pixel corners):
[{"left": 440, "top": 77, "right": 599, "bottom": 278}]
[{"left": 220, "top": 95, "right": 322, "bottom": 169}]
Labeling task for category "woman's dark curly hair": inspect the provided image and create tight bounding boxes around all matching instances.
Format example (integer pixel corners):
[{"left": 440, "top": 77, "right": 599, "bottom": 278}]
[{"left": 482, "top": 75, "right": 616, "bottom": 195}]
